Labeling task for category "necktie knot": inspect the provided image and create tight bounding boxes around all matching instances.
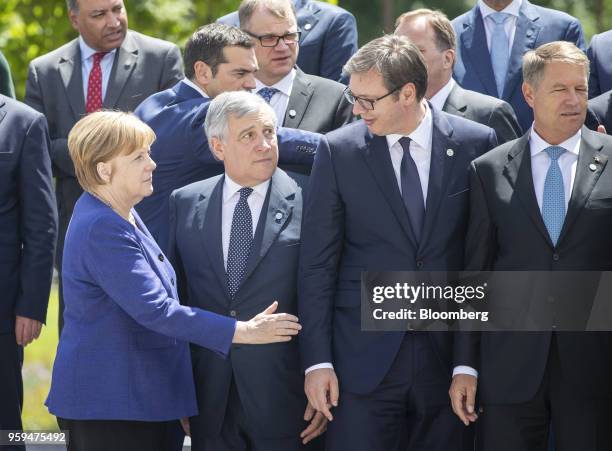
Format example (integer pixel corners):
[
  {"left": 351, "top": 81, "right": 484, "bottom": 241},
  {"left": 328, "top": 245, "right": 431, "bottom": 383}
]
[
  {"left": 238, "top": 187, "right": 254, "bottom": 200},
  {"left": 93, "top": 52, "right": 107, "bottom": 64},
  {"left": 399, "top": 136, "right": 412, "bottom": 153},
  {"left": 257, "top": 87, "right": 279, "bottom": 103},
  {"left": 489, "top": 12, "right": 511, "bottom": 25},
  {"left": 545, "top": 146, "right": 565, "bottom": 161}
]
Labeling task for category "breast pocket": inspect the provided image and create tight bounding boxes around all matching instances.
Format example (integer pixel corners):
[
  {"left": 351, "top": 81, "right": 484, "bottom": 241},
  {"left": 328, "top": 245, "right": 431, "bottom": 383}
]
[{"left": 586, "top": 197, "right": 612, "bottom": 209}]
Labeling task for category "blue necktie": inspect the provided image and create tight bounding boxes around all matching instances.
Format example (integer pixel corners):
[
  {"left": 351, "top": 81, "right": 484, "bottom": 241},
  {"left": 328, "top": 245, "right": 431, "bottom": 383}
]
[
  {"left": 542, "top": 146, "right": 566, "bottom": 246},
  {"left": 399, "top": 137, "right": 425, "bottom": 243},
  {"left": 227, "top": 187, "right": 254, "bottom": 299},
  {"left": 489, "top": 12, "right": 511, "bottom": 98},
  {"left": 257, "top": 87, "right": 279, "bottom": 103}
]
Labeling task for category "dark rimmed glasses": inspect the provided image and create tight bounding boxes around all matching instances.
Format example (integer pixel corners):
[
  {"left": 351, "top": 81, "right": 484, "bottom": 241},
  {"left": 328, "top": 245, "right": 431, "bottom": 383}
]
[
  {"left": 245, "top": 30, "right": 301, "bottom": 47},
  {"left": 343, "top": 86, "right": 401, "bottom": 110}
]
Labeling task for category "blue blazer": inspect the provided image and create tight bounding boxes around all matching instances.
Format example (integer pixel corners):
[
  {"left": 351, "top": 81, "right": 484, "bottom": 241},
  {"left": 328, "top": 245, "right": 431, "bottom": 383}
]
[
  {"left": 46, "top": 193, "right": 236, "bottom": 421},
  {"left": 217, "top": 0, "right": 357, "bottom": 82},
  {"left": 168, "top": 169, "right": 307, "bottom": 439},
  {"left": 135, "top": 81, "right": 321, "bottom": 251},
  {"left": 0, "top": 95, "right": 57, "bottom": 332},
  {"left": 298, "top": 109, "right": 497, "bottom": 394},
  {"left": 587, "top": 30, "right": 612, "bottom": 99},
  {"left": 452, "top": 0, "right": 585, "bottom": 132}
]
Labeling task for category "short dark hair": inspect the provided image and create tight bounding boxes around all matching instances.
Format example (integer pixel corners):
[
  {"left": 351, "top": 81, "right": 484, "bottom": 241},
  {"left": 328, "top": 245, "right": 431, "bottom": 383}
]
[
  {"left": 66, "top": 0, "right": 78, "bottom": 11},
  {"left": 183, "top": 23, "right": 254, "bottom": 80},
  {"left": 344, "top": 34, "right": 428, "bottom": 102}
]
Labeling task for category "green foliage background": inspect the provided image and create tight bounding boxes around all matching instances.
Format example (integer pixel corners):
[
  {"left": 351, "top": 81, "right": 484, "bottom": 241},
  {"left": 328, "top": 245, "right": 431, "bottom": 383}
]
[{"left": 1, "top": 0, "right": 609, "bottom": 100}]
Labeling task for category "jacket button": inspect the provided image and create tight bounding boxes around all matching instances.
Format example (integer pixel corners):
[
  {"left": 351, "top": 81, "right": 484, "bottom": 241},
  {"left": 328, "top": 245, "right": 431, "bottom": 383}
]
[
  {"left": 416, "top": 260, "right": 424, "bottom": 269},
  {"left": 158, "top": 254, "right": 165, "bottom": 262},
  {"left": 552, "top": 253, "right": 560, "bottom": 261},
  {"left": 171, "top": 278, "right": 175, "bottom": 286},
  {"left": 229, "top": 310, "right": 237, "bottom": 317}
]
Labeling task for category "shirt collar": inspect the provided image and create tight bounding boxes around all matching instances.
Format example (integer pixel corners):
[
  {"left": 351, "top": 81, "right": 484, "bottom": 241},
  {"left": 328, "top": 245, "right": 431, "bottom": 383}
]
[
  {"left": 78, "top": 36, "right": 117, "bottom": 62},
  {"left": 255, "top": 68, "right": 296, "bottom": 97},
  {"left": 181, "top": 78, "right": 209, "bottom": 98},
  {"left": 478, "top": 0, "right": 522, "bottom": 19},
  {"left": 529, "top": 126, "right": 582, "bottom": 157},
  {"left": 386, "top": 102, "right": 433, "bottom": 151},
  {"left": 429, "top": 78, "right": 455, "bottom": 111},
  {"left": 223, "top": 174, "right": 270, "bottom": 204}
]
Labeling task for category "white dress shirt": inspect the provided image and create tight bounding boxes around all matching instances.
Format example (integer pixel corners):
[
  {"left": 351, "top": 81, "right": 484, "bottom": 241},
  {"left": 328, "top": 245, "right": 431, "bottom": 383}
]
[
  {"left": 477, "top": 0, "right": 522, "bottom": 53},
  {"left": 529, "top": 127, "right": 580, "bottom": 211},
  {"left": 79, "top": 36, "right": 116, "bottom": 102},
  {"left": 386, "top": 103, "right": 434, "bottom": 204},
  {"left": 221, "top": 175, "right": 270, "bottom": 269},
  {"left": 255, "top": 69, "right": 296, "bottom": 124},
  {"left": 306, "top": 103, "right": 477, "bottom": 378},
  {"left": 181, "top": 77, "right": 209, "bottom": 98},
  {"left": 429, "top": 78, "right": 456, "bottom": 111}
]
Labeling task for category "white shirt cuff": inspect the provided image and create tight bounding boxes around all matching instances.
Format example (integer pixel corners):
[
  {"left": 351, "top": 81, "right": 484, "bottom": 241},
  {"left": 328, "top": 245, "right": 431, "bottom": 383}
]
[
  {"left": 452, "top": 365, "right": 478, "bottom": 378},
  {"left": 305, "top": 363, "right": 334, "bottom": 374}
]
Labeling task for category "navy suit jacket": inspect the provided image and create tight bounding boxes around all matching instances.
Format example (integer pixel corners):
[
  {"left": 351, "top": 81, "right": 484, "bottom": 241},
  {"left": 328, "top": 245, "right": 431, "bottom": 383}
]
[
  {"left": 47, "top": 193, "right": 236, "bottom": 420},
  {"left": 452, "top": 0, "right": 585, "bottom": 132},
  {"left": 168, "top": 169, "right": 307, "bottom": 438},
  {"left": 298, "top": 109, "right": 498, "bottom": 394},
  {"left": 135, "top": 80, "right": 321, "bottom": 251},
  {"left": 218, "top": 0, "right": 357, "bottom": 82},
  {"left": 587, "top": 30, "right": 612, "bottom": 99},
  {"left": 0, "top": 95, "right": 57, "bottom": 332}
]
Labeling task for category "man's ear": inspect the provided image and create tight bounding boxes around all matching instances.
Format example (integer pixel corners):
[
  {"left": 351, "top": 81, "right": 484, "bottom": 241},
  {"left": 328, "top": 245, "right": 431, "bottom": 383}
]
[
  {"left": 443, "top": 49, "right": 456, "bottom": 70},
  {"left": 399, "top": 82, "right": 417, "bottom": 105},
  {"left": 522, "top": 81, "right": 536, "bottom": 109},
  {"left": 193, "top": 61, "right": 214, "bottom": 87},
  {"left": 210, "top": 136, "right": 225, "bottom": 161},
  {"left": 68, "top": 8, "right": 79, "bottom": 31}
]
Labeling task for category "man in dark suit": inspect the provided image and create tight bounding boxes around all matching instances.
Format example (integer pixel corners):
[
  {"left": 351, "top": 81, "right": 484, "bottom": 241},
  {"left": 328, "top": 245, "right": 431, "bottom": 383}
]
[
  {"left": 395, "top": 8, "right": 521, "bottom": 144},
  {"left": 586, "top": 89, "right": 612, "bottom": 134},
  {"left": 168, "top": 91, "right": 325, "bottom": 451},
  {"left": 452, "top": 0, "right": 585, "bottom": 132},
  {"left": 0, "top": 95, "right": 57, "bottom": 450},
  {"left": 135, "top": 23, "right": 320, "bottom": 250},
  {"left": 299, "top": 35, "right": 497, "bottom": 451},
  {"left": 218, "top": 0, "right": 357, "bottom": 82},
  {"left": 587, "top": 30, "right": 612, "bottom": 98},
  {"left": 236, "top": 0, "right": 353, "bottom": 133},
  {"left": 454, "top": 41, "right": 612, "bottom": 451},
  {"left": 24, "top": 0, "right": 183, "bottom": 330},
  {"left": 0, "top": 50, "right": 15, "bottom": 98}
]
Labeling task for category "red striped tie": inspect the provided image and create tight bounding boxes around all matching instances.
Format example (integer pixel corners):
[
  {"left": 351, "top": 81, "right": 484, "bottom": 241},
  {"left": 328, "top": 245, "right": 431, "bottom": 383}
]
[{"left": 86, "top": 52, "right": 107, "bottom": 113}]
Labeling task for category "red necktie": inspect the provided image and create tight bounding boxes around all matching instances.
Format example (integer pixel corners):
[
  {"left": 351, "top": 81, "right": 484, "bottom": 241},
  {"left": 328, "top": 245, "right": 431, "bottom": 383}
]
[{"left": 86, "top": 52, "right": 107, "bottom": 113}]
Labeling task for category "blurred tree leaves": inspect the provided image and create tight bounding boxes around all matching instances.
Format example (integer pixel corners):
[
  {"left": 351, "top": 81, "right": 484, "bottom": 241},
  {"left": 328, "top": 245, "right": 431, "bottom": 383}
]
[{"left": 0, "top": 0, "right": 609, "bottom": 100}]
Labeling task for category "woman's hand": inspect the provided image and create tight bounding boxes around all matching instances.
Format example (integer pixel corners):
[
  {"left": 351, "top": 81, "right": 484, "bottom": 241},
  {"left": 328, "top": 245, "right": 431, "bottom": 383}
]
[{"left": 233, "top": 301, "right": 301, "bottom": 344}]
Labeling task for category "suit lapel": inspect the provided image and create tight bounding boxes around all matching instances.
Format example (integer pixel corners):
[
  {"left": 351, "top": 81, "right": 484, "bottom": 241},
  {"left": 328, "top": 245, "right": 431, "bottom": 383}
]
[
  {"left": 104, "top": 32, "right": 138, "bottom": 109},
  {"left": 0, "top": 98, "right": 6, "bottom": 126},
  {"left": 58, "top": 40, "right": 85, "bottom": 120},
  {"left": 362, "top": 133, "right": 417, "bottom": 247},
  {"left": 195, "top": 177, "right": 228, "bottom": 296},
  {"left": 284, "top": 69, "right": 312, "bottom": 128},
  {"left": 240, "top": 170, "right": 296, "bottom": 288},
  {"left": 419, "top": 109, "right": 458, "bottom": 250},
  {"left": 460, "top": 7, "right": 498, "bottom": 97},
  {"left": 558, "top": 128, "right": 608, "bottom": 244},
  {"left": 503, "top": 134, "right": 552, "bottom": 245},
  {"left": 503, "top": 2, "right": 540, "bottom": 100},
  {"left": 442, "top": 84, "right": 468, "bottom": 118}
]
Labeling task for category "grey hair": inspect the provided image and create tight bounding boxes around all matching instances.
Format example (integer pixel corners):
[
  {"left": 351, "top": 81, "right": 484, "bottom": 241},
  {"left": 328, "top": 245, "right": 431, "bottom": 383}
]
[
  {"left": 66, "top": 0, "right": 78, "bottom": 11},
  {"left": 204, "top": 91, "right": 277, "bottom": 148}
]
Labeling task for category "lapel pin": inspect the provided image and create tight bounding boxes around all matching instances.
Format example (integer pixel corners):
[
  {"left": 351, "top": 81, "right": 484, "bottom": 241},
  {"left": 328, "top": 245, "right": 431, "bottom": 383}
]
[
  {"left": 446, "top": 149, "right": 454, "bottom": 157},
  {"left": 304, "top": 23, "right": 312, "bottom": 30},
  {"left": 288, "top": 109, "right": 297, "bottom": 118},
  {"left": 589, "top": 163, "right": 597, "bottom": 172},
  {"left": 275, "top": 211, "right": 284, "bottom": 223},
  {"left": 594, "top": 156, "right": 601, "bottom": 163}
]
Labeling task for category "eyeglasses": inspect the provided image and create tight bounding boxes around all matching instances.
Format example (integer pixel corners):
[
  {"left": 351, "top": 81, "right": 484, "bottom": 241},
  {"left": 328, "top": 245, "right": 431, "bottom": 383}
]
[
  {"left": 246, "top": 31, "right": 301, "bottom": 47},
  {"left": 343, "top": 86, "right": 400, "bottom": 111}
]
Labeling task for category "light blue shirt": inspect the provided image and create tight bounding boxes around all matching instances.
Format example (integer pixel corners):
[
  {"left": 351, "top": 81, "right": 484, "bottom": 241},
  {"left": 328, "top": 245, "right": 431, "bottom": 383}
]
[{"left": 79, "top": 36, "right": 117, "bottom": 102}]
